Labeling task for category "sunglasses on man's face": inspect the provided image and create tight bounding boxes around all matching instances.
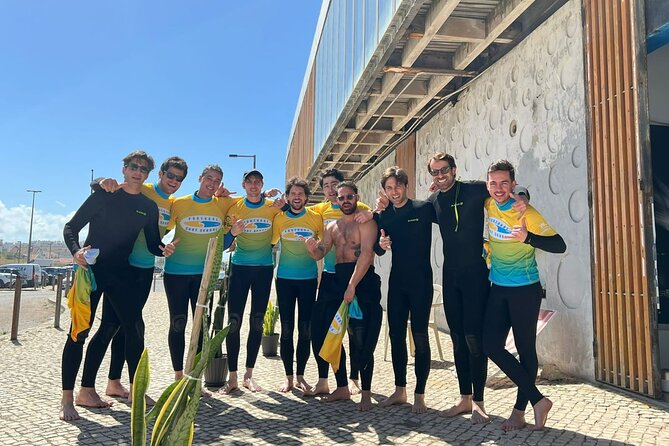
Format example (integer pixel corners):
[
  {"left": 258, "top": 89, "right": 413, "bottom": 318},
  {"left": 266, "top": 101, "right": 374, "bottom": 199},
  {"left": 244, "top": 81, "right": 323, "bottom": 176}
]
[
  {"left": 429, "top": 166, "right": 452, "bottom": 177},
  {"left": 127, "top": 162, "right": 150, "bottom": 174},
  {"left": 337, "top": 193, "right": 356, "bottom": 202},
  {"left": 163, "top": 170, "right": 184, "bottom": 182}
]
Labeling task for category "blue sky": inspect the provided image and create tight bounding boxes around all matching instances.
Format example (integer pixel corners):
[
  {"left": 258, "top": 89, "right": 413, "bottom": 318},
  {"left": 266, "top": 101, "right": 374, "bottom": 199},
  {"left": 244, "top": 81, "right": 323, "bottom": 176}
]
[{"left": 0, "top": 1, "right": 321, "bottom": 242}]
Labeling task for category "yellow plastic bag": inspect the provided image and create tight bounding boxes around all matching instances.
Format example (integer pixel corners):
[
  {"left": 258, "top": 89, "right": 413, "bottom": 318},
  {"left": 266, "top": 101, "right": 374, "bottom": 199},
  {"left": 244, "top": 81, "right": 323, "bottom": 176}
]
[
  {"left": 319, "top": 300, "right": 349, "bottom": 372},
  {"left": 67, "top": 266, "right": 95, "bottom": 342}
]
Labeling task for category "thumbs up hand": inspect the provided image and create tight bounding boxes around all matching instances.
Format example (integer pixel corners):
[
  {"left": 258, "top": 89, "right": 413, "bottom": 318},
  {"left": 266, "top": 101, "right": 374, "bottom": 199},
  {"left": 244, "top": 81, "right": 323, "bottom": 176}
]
[
  {"left": 379, "top": 229, "right": 392, "bottom": 251},
  {"left": 511, "top": 217, "right": 529, "bottom": 242}
]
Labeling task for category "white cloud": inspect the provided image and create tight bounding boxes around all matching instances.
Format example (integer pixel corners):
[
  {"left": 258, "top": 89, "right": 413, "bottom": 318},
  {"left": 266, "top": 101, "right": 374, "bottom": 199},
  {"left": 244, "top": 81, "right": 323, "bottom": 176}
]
[{"left": 0, "top": 200, "right": 85, "bottom": 242}]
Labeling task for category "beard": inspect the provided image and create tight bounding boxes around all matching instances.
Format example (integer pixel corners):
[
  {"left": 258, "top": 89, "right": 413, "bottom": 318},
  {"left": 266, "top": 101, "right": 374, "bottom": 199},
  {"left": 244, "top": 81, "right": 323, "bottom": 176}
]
[{"left": 341, "top": 203, "right": 356, "bottom": 215}]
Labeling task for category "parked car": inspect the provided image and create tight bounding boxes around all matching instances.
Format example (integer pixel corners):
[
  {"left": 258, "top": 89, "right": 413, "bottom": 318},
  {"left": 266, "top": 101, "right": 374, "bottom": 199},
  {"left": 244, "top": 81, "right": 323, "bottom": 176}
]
[
  {"left": 0, "top": 263, "right": 42, "bottom": 287},
  {"left": 0, "top": 271, "right": 16, "bottom": 288}
]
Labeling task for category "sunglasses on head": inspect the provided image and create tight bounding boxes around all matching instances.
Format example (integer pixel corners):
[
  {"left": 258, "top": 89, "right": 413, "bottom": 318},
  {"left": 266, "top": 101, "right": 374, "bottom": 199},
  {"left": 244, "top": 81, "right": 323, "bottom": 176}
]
[
  {"left": 163, "top": 170, "right": 184, "bottom": 182},
  {"left": 337, "top": 193, "right": 356, "bottom": 202},
  {"left": 127, "top": 162, "right": 150, "bottom": 174},
  {"left": 429, "top": 166, "right": 452, "bottom": 177}
]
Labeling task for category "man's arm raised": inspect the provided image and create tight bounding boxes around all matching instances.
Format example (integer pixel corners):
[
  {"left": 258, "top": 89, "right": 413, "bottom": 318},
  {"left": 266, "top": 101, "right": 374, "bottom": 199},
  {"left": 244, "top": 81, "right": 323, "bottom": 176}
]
[{"left": 304, "top": 223, "right": 334, "bottom": 261}]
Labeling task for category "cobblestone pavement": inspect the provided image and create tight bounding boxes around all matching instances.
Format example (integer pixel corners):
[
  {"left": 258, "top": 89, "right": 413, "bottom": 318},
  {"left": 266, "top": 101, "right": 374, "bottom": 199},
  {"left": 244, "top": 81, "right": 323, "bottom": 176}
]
[{"left": 2, "top": 281, "right": 668, "bottom": 445}]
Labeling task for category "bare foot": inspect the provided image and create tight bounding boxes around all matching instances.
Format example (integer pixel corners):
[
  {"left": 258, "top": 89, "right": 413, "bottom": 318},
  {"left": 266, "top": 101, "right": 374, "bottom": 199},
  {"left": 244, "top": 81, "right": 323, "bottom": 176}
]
[
  {"left": 105, "top": 379, "right": 129, "bottom": 399},
  {"left": 75, "top": 387, "right": 113, "bottom": 408},
  {"left": 379, "top": 386, "right": 407, "bottom": 408},
  {"left": 279, "top": 377, "right": 294, "bottom": 393},
  {"left": 348, "top": 378, "right": 361, "bottom": 396},
  {"left": 322, "top": 386, "right": 351, "bottom": 402},
  {"left": 358, "top": 390, "right": 374, "bottom": 412},
  {"left": 295, "top": 376, "right": 311, "bottom": 393},
  {"left": 243, "top": 375, "right": 262, "bottom": 392},
  {"left": 174, "top": 370, "right": 183, "bottom": 381},
  {"left": 412, "top": 393, "right": 428, "bottom": 414},
  {"left": 501, "top": 408, "right": 527, "bottom": 432},
  {"left": 60, "top": 392, "right": 80, "bottom": 421},
  {"left": 200, "top": 386, "right": 213, "bottom": 398},
  {"left": 220, "top": 380, "right": 239, "bottom": 395},
  {"left": 303, "top": 379, "right": 329, "bottom": 397},
  {"left": 439, "top": 395, "right": 471, "bottom": 418},
  {"left": 528, "top": 397, "right": 552, "bottom": 431},
  {"left": 471, "top": 400, "right": 490, "bottom": 424}
]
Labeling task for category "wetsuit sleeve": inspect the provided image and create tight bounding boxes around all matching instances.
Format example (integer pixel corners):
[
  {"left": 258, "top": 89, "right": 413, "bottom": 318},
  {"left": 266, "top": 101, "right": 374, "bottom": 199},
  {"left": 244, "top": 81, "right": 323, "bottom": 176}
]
[
  {"left": 524, "top": 232, "right": 566, "bottom": 253},
  {"left": 371, "top": 212, "right": 386, "bottom": 256},
  {"left": 143, "top": 203, "right": 165, "bottom": 257},
  {"left": 90, "top": 177, "right": 106, "bottom": 193},
  {"left": 63, "top": 192, "right": 106, "bottom": 255}
]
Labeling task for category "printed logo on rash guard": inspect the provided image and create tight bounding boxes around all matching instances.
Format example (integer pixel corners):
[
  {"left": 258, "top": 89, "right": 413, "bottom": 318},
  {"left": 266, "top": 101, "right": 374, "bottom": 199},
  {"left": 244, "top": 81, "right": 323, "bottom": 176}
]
[
  {"left": 242, "top": 218, "right": 272, "bottom": 233},
  {"left": 180, "top": 215, "right": 223, "bottom": 234},
  {"left": 281, "top": 227, "right": 314, "bottom": 241},
  {"left": 488, "top": 217, "right": 513, "bottom": 240},
  {"left": 158, "top": 206, "right": 171, "bottom": 227}
]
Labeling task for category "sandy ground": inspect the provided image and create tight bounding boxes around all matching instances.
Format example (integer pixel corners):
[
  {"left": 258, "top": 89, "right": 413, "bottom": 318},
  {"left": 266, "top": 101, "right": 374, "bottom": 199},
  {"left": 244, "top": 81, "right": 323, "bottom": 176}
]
[{"left": 0, "top": 287, "right": 64, "bottom": 336}]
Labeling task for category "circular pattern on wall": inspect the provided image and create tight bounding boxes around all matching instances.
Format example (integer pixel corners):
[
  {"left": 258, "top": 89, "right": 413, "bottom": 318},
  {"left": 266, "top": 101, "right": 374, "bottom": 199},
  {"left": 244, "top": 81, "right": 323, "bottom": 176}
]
[
  {"left": 486, "top": 83, "right": 494, "bottom": 100},
  {"left": 544, "top": 92, "right": 556, "bottom": 111},
  {"left": 463, "top": 130, "right": 472, "bottom": 149},
  {"left": 503, "top": 90, "right": 511, "bottom": 110},
  {"left": 475, "top": 138, "right": 484, "bottom": 159},
  {"left": 557, "top": 254, "right": 588, "bottom": 309},
  {"left": 511, "top": 65, "right": 519, "bottom": 83},
  {"left": 568, "top": 189, "right": 588, "bottom": 222},
  {"left": 547, "top": 125, "right": 559, "bottom": 153},
  {"left": 520, "top": 125, "right": 533, "bottom": 152},
  {"left": 568, "top": 101, "right": 578, "bottom": 122},
  {"left": 523, "top": 88, "right": 533, "bottom": 107},
  {"left": 489, "top": 106, "right": 501, "bottom": 130},
  {"left": 548, "top": 164, "right": 562, "bottom": 195},
  {"left": 561, "top": 61, "right": 578, "bottom": 90},
  {"left": 536, "top": 68, "right": 545, "bottom": 85},
  {"left": 486, "top": 139, "right": 494, "bottom": 157},
  {"left": 547, "top": 37, "right": 557, "bottom": 55},
  {"left": 572, "top": 146, "right": 584, "bottom": 168},
  {"left": 476, "top": 94, "right": 485, "bottom": 116}
]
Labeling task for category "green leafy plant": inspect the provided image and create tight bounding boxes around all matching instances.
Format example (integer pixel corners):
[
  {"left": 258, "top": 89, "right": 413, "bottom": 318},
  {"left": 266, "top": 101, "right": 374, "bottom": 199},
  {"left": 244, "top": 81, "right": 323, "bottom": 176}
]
[
  {"left": 131, "top": 317, "right": 230, "bottom": 445},
  {"left": 263, "top": 300, "right": 280, "bottom": 336},
  {"left": 131, "top": 235, "right": 229, "bottom": 446}
]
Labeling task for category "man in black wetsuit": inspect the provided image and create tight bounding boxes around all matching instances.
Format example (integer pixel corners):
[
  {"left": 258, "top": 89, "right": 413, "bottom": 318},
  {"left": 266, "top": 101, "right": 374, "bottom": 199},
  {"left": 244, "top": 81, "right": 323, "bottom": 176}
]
[
  {"left": 374, "top": 166, "right": 436, "bottom": 414},
  {"left": 60, "top": 151, "right": 177, "bottom": 421},
  {"left": 426, "top": 152, "right": 526, "bottom": 423}
]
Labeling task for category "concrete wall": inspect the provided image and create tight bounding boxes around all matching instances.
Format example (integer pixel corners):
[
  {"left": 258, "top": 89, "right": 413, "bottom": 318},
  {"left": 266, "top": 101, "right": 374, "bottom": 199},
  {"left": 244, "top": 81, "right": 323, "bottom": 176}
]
[{"left": 358, "top": 0, "right": 594, "bottom": 380}]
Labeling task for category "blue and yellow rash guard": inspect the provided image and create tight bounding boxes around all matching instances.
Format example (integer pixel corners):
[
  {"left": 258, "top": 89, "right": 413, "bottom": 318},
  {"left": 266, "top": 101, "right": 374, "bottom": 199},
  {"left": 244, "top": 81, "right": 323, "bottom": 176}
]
[
  {"left": 272, "top": 208, "right": 323, "bottom": 280},
  {"left": 129, "top": 182, "right": 174, "bottom": 268},
  {"left": 485, "top": 198, "right": 557, "bottom": 287},
  {"left": 227, "top": 197, "right": 281, "bottom": 266},
  {"left": 164, "top": 194, "right": 238, "bottom": 275},
  {"left": 310, "top": 201, "right": 370, "bottom": 273}
]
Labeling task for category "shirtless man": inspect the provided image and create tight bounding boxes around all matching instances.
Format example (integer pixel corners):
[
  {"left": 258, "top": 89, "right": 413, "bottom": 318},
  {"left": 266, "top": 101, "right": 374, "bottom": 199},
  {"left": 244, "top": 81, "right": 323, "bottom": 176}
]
[{"left": 305, "top": 181, "right": 382, "bottom": 411}]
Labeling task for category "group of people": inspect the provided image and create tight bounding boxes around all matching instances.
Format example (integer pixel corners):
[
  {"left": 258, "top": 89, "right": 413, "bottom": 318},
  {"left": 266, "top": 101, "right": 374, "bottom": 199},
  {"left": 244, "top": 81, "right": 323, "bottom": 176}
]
[{"left": 59, "top": 149, "right": 566, "bottom": 433}]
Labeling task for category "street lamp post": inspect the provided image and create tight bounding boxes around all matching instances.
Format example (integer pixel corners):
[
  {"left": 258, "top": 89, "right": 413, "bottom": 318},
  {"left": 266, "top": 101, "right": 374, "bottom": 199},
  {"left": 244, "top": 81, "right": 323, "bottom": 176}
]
[
  {"left": 228, "top": 153, "right": 257, "bottom": 169},
  {"left": 26, "top": 189, "right": 42, "bottom": 263}
]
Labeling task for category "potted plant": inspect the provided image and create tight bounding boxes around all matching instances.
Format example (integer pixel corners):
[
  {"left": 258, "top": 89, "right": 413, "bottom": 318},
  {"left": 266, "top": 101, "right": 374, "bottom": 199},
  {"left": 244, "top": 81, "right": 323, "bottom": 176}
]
[
  {"left": 204, "top": 259, "right": 231, "bottom": 386},
  {"left": 261, "top": 300, "right": 280, "bottom": 357}
]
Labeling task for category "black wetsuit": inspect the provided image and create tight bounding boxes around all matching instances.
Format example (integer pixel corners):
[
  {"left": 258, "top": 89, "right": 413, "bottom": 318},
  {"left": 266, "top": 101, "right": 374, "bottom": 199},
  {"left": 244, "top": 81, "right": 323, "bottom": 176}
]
[
  {"left": 427, "top": 181, "right": 490, "bottom": 401},
  {"left": 333, "top": 263, "right": 382, "bottom": 392},
  {"left": 62, "top": 189, "right": 163, "bottom": 389},
  {"left": 376, "top": 199, "right": 436, "bottom": 394}
]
